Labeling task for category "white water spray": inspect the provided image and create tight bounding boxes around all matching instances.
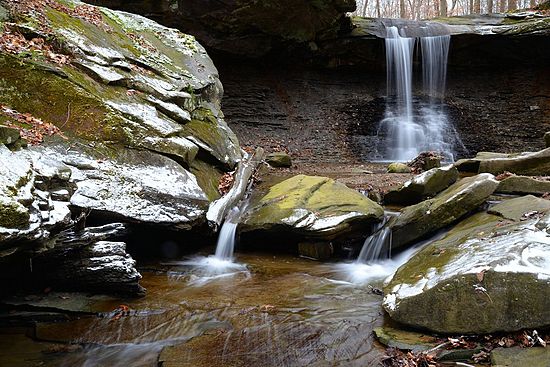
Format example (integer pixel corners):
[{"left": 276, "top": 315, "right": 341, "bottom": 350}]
[
  {"left": 169, "top": 207, "right": 248, "bottom": 283},
  {"left": 356, "top": 221, "right": 392, "bottom": 263},
  {"left": 421, "top": 35, "right": 450, "bottom": 99},
  {"left": 214, "top": 207, "right": 240, "bottom": 261}
]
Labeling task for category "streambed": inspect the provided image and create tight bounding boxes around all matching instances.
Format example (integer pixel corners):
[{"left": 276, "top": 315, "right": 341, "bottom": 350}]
[{"left": 0, "top": 252, "right": 419, "bottom": 367}]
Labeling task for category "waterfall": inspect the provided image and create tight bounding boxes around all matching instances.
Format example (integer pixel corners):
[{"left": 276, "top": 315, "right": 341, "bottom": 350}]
[
  {"left": 376, "top": 26, "right": 464, "bottom": 163},
  {"left": 421, "top": 35, "right": 450, "bottom": 99},
  {"left": 356, "top": 217, "right": 392, "bottom": 263},
  {"left": 385, "top": 27, "right": 415, "bottom": 125},
  {"left": 214, "top": 207, "right": 241, "bottom": 261}
]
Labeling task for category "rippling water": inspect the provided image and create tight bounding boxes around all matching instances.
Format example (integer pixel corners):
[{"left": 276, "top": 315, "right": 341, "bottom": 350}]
[{"left": 2, "top": 253, "right": 409, "bottom": 367}]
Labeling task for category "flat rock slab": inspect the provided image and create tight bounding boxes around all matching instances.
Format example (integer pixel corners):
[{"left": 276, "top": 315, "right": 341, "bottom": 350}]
[
  {"left": 488, "top": 195, "right": 550, "bottom": 221},
  {"left": 497, "top": 175, "right": 550, "bottom": 195},
  {"left": 241, "top": 174, "right": 384, "bottom": 239},
  {"left": 390, "top": 173, "right": 499, "bottom": 250},
  {"left": 1, "top": 292, "right": 117, "bottom": 314},
  {"left": 455, "top": 148, "right": 550, "bottom": 175},
  {"left": 373, "top": 326, "right": 438, "bottom": 352},
  {"left": 491, "top": 347, "right": 550, "bottom": 367}
]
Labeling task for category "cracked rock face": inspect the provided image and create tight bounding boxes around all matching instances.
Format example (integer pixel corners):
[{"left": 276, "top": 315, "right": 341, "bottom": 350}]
[{"left": 384, "top": 196, "right": 550, "bottom": 334}]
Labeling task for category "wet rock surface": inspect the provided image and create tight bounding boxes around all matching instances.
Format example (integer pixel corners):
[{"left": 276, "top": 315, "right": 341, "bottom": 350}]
[
  {"left": 241, "top": 174, "right": 384, "bottom": 241},
  {"left": 390, "top": 173, "right": 499, "bottom": 250},
  {"left": 384, "top": 198, "right": 550, "bottom": 333},
  {"left": 0, "top": 0, "right": 247, "bottom": 296},
  {"left": 384, "top": 165, "right": 459, "bottom": 205}
]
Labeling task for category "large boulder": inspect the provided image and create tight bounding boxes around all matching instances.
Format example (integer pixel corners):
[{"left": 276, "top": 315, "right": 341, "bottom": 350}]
[
  {"left": 0, "top": 0, "right": 240, "bottom": 171},
  {"left": 240, "top": 174, "right": 384, "bottom": 239},
  {"left": 0, "top": 146, "right": 148, "bottom": 295},
  {"left": 390, "top": 173, "right": 499, "bottom": 250},
  {"left": 0, "top": 0, "right": 249, "bottom": 297},
  {"left": 65, "top": 147, "right": 209, "bottom": 229},
  {"left": 384, "top": 196, "right": 550, "bottom": 334},
  {"left": 384, "top": 165, "right": 459, "bottom": 205},
  {"left": 455, "top": 149, "right": 550, "bottom": 175},
  {"left": 497, "top": 175, "right": 550, "bottom": 196}
]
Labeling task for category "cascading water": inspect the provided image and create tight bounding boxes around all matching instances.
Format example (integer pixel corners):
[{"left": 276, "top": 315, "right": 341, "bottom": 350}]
[
  {"left": 168, "top": 206, "right": 248, "bottom": 283},
  {"left": 376, "top": 26, "right": 464, "bottom": 162},
  {"left": 356, "top": 219, "right": 392, "bottom": 263},
  {"left": 213, "top": 207, "right": 240, "bottom": 261},
  {"left": 421, "top": 35, "right": 450, "bottom": 99}
]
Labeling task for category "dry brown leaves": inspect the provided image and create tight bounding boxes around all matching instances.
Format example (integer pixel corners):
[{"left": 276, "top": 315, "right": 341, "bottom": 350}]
[
  {"left": 383, "top": 330, "right": 550, "bottom": 367},
  {"left": 382, "top": 348, "right": 439, "bottom": 367},
  {"left": 0, "top": 27, "right": 69, "bottom": 64},
  {"left": 128, "top": 33, "right": 157, "bottom": 54},
  {"left": 218, "top": 172, "right": 235, "bottom": 196},
  {"left": 109, "top": 304, "right": 130, "bottom": 322},
  {"left": 1, "top": 105, "right": 64, "bottom": 145},
  {"left": 7, "top": 0, "right": 110, "bottom": 32},
  {"left": 495, "top": 171, "right": 515, "bottom": 181},
  {"left": 407, "top": 151, "right": 442, "bottom": 174}
]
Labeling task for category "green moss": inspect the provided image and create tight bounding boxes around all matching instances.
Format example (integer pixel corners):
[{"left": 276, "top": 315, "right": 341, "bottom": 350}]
[
  {"left": 190, "top": 159, "right": 222, "bottom": 201},
  {"left": 0, "top": 198, "right": 29, "bottom": 229},
  {"left": 0, "top": 54, "right": 127, "bottom": 144},
  {"left": 246, "top": 174, "right": 384, "bottom": 227},
  {"left": 44, "top": 6, "right": 139, "bottom": 58},
  {"left": 389, "top": 213, "right": 501, "bottom": 286}
]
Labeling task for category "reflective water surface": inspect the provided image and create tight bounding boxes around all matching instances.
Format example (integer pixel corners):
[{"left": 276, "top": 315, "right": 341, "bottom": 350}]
[{"left": 0, "top": 252, "right": 408, "bottom": 367}]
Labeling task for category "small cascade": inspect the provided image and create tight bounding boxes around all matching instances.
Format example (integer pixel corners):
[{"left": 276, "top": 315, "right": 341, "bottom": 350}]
[
  {"left": 356, "top": 215, "right": 393, "bottom": 263},
  {"left": 356, "top": 226, "right": 392, "bottom": 263},
  {"left": 168, "top": 206, "right": 248, "bottom": 284},
  {"left": 213, "top": 207, "right": 241, "bottom": 261},
  {"left": 375, "top": 25, "right": 464, "bottom": 163}
]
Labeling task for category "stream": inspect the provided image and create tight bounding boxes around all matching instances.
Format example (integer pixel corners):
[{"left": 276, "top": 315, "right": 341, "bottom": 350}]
[{"left": 0, "top": 250, "right": 421, "bottom": 367}]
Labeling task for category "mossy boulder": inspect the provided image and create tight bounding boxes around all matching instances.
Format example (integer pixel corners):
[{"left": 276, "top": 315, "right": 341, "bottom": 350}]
[
  {"left": 384, "top": 203, "right": 550, "bottom": 334},
  {"left": 455, "top": 148, "right": 550, "bottom": 175},
  {"left": 0, "top": 0, "right": 240, "bottom": 197},
  {"left": 390, "top": 173, "right": 499, "bottom": 250},
  {"left": 384, "top": 165, "right": 459, "bottom": 205},
  {"left": 240, "top": 174, "right": 384, "bottom": 239},
  {"left": 387, "top": 162, "right": 411, "bottom": 173},
  {"left": 266, "top": 151, "right": 292, "bottom": 168},
  {"left": 0, "top": 197, "right": 29, "bottom": 229},
  {"left": 497, "top": 175, "right": 550, "bottom": 196},
  {"left": 0, "top": 124, "right": 22, "bottom": 147}
]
